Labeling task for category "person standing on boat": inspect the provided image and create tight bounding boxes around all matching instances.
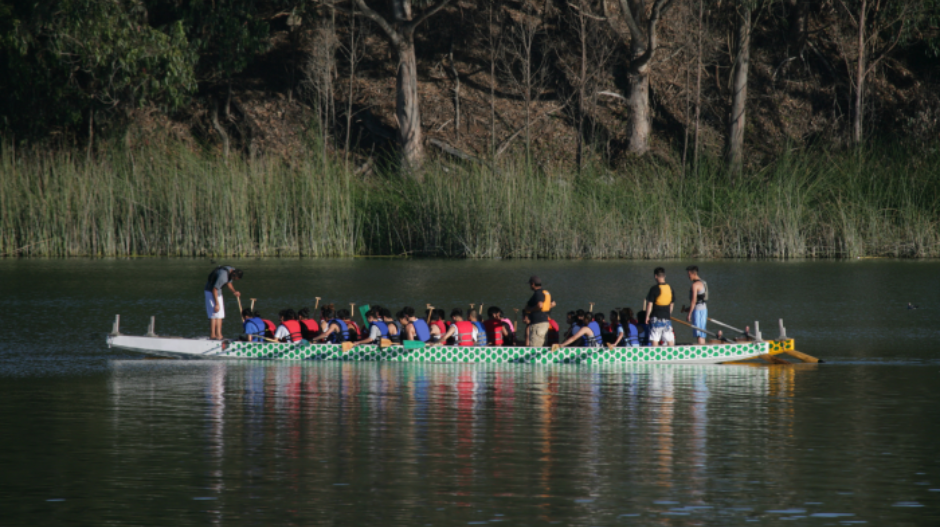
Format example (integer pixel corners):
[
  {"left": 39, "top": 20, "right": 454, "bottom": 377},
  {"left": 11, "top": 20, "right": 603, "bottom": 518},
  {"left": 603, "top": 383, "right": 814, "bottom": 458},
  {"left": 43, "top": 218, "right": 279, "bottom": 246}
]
[
  {"left": 204, "top": 265, "right": 243, "bottom": 340},
  {"left": 686, "top": 265, "right": 709, "bottom": 345},
  {"left": 522, "top": 276, "right": 553, "bottom": 347},
  {"left": 644, "top": 267, "right": 675, "bottom": 346}
]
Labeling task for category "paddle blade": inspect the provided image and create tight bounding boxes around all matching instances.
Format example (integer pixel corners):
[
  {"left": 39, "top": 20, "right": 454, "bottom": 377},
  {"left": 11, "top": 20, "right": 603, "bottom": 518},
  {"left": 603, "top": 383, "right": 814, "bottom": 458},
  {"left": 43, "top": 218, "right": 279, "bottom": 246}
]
[
  {"left": 380, "top": 338, "right": 392, "bottom": 348},
  {"left": 403, "top": 340, "right": 425, "bottom": 350},
  {"left": 358, "top": 304, "right": 371, "bottom": 329},
  {"left": 551, "top": 344, "right": 561, "bottom": 353},
  {"left": 342, "top": 342, "right": 353, "bottom": 353}
]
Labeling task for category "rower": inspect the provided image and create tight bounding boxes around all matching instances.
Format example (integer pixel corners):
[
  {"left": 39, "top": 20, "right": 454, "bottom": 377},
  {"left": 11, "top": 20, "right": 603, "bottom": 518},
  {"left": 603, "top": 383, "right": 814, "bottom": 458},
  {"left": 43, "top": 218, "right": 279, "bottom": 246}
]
[
  {"left": 635, "top": 309, "right": 649, "bottom": 346},
  {"left": 403, "top": 306, "right": 432, "bottom": 342},
  {"left": 685, "top": 265, "right": 709, "bottom": 345},
  {"left": 350, "top": 309, "right": 389, "bottom": 347},
  {"left": 468, "top": 310, "right": 488, "bottom": 345},
  {"left": 557, "top": 309, "right": 603, "bottom": 348},
  {"left": 344, "top": 310, "right": 362, "bottom": 341},
  {"left": 612, "top": 308, "right": 640, "bottom": 347},
  {"left": 298, "top": 307, "right": 320, "bottom": 340},
  {"left": 274, "top": 309, "right": 303, "bottom": 343},
  {"left": 546, "top": 317, "right": 560, "bottom": 345},
  {"left": 435, "top": 308, "right": 477, "bottom": 346},
  {"left": 500, "top": 309, "right": 516, "bottom": 345},
  {"left": 258, "top": 313, "right": 277, "bottom": 340},
  {"left": 644, "top": 267, "right": 675, "bottom": 346},
  {"left": 428, "top": 309, "right": 445, "bottom": 342},
  {"left": 311, "top": 308, "right": 351, "bottom": 343},
  {"left": 380, "top": 308, "right": 401, "bottom": 343},
  {"left": 483, "top": 306, "right": 510, "bottom": 346},
  {"left": 319, "top": 304, "right": 335, "bottom": 334},
  {"left": 565, "top": 311, "right": 581, "bottom": 346},
  {"left": 241, "top": 308, "right": 266, "bottom": 342}
]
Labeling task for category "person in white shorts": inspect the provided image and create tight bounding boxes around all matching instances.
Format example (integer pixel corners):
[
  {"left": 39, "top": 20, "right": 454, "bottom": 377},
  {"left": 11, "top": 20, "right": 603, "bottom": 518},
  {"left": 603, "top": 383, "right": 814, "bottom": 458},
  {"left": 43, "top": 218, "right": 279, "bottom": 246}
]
[
  {"left": 644, "top": 267, "right": 675, "bottom": 346},
  {"left": 205, "top": 265, "right": 243, "bottom": 340}
]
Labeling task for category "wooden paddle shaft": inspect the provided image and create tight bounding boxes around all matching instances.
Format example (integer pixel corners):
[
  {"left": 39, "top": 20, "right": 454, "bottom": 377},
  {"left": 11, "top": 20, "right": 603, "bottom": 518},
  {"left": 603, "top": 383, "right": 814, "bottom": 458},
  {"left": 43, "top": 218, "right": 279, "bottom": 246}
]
[
  {"left": 237, "top": 295, "right": 244, "bottom": 314},
  {"left": 708, "top": 317, "right": 746, "bottom": 335},
  {"left": 250, "top": 298, "right": 256, "bottom": 310},
  {"left": 314, "top": 297, "right": 321, "bottom": 310},
  {"left": 671, "top": 317, "right": 723, "bottom": 340}
]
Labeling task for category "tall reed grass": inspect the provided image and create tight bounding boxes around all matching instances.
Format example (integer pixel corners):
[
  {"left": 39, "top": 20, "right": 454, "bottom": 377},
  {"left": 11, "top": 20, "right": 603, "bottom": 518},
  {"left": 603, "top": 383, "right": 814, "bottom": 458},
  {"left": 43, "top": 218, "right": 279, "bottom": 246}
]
[{"left": 2, "top": 141, "right": 938, "bottom": 258}]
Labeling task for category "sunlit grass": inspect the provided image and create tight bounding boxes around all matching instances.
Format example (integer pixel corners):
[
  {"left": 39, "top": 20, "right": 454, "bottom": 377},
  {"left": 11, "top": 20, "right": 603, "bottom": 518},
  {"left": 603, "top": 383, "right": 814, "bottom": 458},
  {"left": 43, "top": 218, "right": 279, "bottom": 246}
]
[{"left": 1, "top": 141, "right": 938, "bottom": 258}]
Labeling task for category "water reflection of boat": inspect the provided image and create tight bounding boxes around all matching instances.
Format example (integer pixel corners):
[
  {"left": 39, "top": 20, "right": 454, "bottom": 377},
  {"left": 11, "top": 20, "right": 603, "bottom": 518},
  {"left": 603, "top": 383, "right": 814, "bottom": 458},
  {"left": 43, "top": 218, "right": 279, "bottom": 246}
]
[{"left": 107, "top": 333, "right": 804, "bottom": 365}]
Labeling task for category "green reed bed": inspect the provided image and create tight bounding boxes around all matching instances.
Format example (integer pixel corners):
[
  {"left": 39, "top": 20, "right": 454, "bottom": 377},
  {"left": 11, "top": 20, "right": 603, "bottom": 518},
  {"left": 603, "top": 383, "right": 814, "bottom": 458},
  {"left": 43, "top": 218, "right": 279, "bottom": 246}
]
[{"left": 1, "top": 142, "right": 938, "bottom": 258}]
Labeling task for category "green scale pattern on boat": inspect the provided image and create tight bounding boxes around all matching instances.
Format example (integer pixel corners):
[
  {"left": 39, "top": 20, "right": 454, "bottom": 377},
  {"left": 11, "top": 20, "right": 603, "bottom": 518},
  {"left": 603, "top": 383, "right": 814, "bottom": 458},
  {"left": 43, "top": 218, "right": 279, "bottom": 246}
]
[{"left": 224, "top": 341, "right": 769, "bottom": 364}]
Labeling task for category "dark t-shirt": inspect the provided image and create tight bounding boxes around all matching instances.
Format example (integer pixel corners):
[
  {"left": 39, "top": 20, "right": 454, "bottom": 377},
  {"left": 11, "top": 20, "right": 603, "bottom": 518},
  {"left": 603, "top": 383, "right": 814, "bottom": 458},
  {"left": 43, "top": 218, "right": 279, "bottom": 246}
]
[
  {"left": 526, "top": 289, "right": 550, "bottom": 324},
  {"left": 204, "top": 265, "right": 234, "bottom": 292},
  {"left": 645, "top": 283, "right": 673, "bottom": 320}
]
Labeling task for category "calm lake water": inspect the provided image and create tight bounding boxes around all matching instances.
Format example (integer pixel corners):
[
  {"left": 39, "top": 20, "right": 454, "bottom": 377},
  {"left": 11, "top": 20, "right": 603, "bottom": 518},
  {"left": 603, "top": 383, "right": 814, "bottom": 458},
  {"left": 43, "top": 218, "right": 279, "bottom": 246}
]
[{"left": 1, "top": 258, "right": 939, "bottom": 526}]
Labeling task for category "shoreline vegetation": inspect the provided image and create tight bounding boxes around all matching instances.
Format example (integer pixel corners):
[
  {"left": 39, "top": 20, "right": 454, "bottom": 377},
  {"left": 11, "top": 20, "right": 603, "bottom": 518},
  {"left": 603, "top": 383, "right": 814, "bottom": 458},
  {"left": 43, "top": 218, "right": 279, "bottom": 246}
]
[{"left": 1, "top": 141, "right": 938, "bottom": 259}]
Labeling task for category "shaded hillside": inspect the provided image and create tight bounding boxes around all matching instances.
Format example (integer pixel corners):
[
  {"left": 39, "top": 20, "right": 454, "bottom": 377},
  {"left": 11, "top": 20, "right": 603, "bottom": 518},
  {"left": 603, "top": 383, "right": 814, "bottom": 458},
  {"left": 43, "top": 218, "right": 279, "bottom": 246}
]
[{"left": 2, "top": 0, "right": 939, "bottom": 169}]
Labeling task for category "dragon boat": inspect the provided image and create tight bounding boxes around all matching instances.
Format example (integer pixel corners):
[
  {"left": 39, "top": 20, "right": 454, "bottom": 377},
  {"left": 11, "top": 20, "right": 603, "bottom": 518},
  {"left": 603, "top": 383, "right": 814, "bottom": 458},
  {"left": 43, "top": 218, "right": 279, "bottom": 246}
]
[{"left": 106, "top": 316, "right": 815, "bottom": 365}]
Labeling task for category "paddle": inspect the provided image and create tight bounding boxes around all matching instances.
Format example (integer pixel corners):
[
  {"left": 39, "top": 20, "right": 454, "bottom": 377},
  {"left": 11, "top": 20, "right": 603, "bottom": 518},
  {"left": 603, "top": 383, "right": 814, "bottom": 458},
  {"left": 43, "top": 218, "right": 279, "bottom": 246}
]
[
  {"left": 681, "top": 305, "right": 747, "bottom": 335},
  {"left": 342, "top": 342, "right": 354, "bottom": 353},
  {"left": 358, "top": 304, "right": 371, "bottom": 330},
  {"left": 314, "top": 297, "right": 321, "bottom": 310},
  {"left": 250, "top": 298, "right": 257, "bottom": 311},
  {"left": 671, "top": 317, "right": 734, "bottom": 343},
  {"left": 426, "top": 304, "right": 434, "bottom": 324},
  {"left": 404, "top": 340, "right": 425, "bottom": 350},
  {"left": 237, "top": 295, "right": 244, "bottom": 314}
]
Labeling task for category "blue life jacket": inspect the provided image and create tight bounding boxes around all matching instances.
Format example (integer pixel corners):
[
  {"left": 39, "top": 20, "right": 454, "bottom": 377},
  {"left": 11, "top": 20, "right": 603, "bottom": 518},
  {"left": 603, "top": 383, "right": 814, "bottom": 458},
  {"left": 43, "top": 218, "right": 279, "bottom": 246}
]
[
  {"left": 244, "top": 317, "right": 266, "bottom": 341},
  {"left": 411, "top": 319, "right": 431, "bottom": 342},
  {"left": 638, "top": 323, "right": 649, "bottom": 346},
  {"left": 328, "top": 319, "right": 350, "bottom": 343},
  {"left": 472, "top": 321, "right": 487, "bottom": 345},
  {"left": 583, "top": 321, "right": 603, "bottom": 347},
  {"left": 622, "top": 323, "right": 640, "bottom": 347},
  {"left": 373, "top": 321, "right": 389, "bottom": 340}
]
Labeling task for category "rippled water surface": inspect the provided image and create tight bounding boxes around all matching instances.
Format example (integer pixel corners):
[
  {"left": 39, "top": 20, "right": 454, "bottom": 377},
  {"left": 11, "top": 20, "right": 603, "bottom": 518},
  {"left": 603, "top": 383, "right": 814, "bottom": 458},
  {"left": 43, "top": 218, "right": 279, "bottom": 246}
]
[{"left": 1, "top": 258, "right": 939, "bottom": 526}]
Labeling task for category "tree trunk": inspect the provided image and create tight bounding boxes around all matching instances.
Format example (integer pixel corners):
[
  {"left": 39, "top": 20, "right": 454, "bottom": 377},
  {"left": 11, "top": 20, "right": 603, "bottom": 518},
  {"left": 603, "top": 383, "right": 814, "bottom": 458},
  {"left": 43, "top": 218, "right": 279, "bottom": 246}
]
[
  {"left": 727, "top": 3, "right": 751, "bottom": 178},
  {"left": 786, "top": 0, "right": 808, "bottom": 56},
  {"left": 397, "top": 42, "right": 425, "bottom": 170},
  {"left": 626, "top": 67, "right": 651, "bottom": 155},
  {"left": 854, "top": 0, "right": 866, "bottom": 145}
]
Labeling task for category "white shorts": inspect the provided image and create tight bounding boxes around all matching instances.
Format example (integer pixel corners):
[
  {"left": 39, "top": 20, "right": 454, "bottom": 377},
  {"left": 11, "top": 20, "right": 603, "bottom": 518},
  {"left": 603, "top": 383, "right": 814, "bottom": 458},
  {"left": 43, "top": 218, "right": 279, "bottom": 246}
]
[
  {"left": 205, "top": 290, "right": 224, "bottom": 319},
  {"left": 648, "top": 318, "right": 675, "bottom": 344}
]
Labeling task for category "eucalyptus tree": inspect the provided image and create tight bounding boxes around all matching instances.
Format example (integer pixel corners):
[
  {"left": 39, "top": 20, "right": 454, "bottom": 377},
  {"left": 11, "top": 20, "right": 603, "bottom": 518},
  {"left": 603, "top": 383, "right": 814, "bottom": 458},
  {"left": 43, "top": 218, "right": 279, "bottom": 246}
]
[{"left": 326, "top": 0, "right": 452, "bottom": 172}]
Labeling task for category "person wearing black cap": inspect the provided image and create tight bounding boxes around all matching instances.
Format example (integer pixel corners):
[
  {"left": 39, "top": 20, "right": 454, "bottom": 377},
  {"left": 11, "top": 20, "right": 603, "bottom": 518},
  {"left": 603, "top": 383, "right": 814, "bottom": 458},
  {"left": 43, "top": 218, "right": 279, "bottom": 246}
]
[{"left": 523, "top": 276, "right": 553, "bottom": 347}]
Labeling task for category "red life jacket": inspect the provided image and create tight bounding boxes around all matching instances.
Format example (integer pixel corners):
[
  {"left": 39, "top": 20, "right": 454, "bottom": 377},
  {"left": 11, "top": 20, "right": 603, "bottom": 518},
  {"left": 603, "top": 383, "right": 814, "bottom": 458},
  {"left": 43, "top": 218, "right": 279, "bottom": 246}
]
[
  {"left": 432, "top": 320, "right": 447, "bottom": 335},
  {"left": 347, "top": 320, "right": 361, "bottom": 340},
  {"left": 454, "top": 321, "right": 475, "bottom": 346},
  {"left": 483, "top": 319, "right": 504, "bottom": 346},
  {"left": 282, "top": 320, "right": 303, "bottom": 342},
  {"left": 300, "top": 319, "right": 319, "bottom": 339},
  {"left": 262, "top": 319, "right": 276, "bottom": 338},
  {"left": 547, "top": 319, "right": 560, "bottom": 345}
]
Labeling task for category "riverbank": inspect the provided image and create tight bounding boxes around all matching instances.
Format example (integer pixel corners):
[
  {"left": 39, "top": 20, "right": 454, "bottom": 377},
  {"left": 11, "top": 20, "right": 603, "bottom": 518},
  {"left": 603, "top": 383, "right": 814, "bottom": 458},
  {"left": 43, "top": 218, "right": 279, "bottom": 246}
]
[{"left": 2, "top": 142, "right": 938, "bottom": 258}]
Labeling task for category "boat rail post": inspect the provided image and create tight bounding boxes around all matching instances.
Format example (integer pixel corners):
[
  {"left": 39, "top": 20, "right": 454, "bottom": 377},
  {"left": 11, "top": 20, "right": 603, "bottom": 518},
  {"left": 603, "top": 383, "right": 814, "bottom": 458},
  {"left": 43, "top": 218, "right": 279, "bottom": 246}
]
[
  {"left": 111, "top": 315, "right": 121, "bottom": 336},
  {"left": 146, "top": 316, "right": 157, "bottom": 337},
  {"left": 754, "top": 321, "right": 763, "bottom": 342},
  {"left": 778, "top": 318, "right": 787, "bottom": 340}
]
